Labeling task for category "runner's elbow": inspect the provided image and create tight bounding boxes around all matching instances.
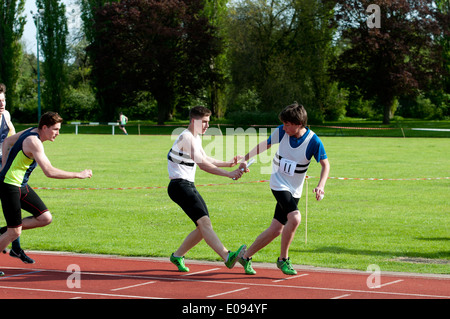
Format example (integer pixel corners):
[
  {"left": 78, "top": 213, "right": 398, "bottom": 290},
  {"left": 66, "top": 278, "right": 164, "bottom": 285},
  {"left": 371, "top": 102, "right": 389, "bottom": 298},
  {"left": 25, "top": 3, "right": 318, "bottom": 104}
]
[{"left": 42, "top": 168, "right": 59, "bottom": 179}]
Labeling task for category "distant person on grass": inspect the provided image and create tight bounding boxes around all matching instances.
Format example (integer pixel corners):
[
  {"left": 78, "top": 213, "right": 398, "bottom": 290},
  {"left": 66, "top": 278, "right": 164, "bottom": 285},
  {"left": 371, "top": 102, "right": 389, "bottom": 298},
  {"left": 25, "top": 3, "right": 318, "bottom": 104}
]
[
  {"left": 0, "top": 112, "right": 92, "bottom": 276},
  {"left": 238, "top": 102, "right": 330, "bottom": 275},
  {"left": 118, "top": 112, "right": 128, "bottom": 135},
  {"left": 167, "top": 106, "right": 247, "bottom": 272},
  {"left": 0, "top": 83, "right": 35, "bottom": 264}
]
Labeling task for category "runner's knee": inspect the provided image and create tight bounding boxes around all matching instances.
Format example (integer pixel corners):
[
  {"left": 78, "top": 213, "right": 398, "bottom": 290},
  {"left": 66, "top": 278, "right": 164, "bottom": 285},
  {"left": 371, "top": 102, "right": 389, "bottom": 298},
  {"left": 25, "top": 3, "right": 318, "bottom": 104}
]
[
  {"left": 268, "top": 220, "right": 284, "bottom": 237},
  {"left": 37, "top": 211, "right": 52, "bottom": 226},
  {"left": 287, "top": 210, "right": 301, "bottom": 227},
  {"left": 196, "top": 216, "right": 213, "bottom": 229},
  {"left": 6, "top": 227, "right": 21, "bottom": 241}
]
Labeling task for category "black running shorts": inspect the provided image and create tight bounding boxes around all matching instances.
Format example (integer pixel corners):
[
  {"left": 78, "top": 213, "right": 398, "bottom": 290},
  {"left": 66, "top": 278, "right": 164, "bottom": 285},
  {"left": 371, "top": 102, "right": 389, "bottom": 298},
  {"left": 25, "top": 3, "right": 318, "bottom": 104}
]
[
  {"left": 271, "top": 190, "right": 300, "bottom": 225},
  {"left": 0, "top": 182, "right": 49, "bottom": 228},
  {"left": 168, "top": 179, "right": 209, "bottom": 225}
]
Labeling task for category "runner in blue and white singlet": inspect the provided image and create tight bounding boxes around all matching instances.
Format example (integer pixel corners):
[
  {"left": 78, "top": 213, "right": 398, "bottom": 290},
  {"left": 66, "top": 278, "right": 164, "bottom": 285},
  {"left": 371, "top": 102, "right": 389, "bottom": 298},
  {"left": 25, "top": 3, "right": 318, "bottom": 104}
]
[
  {"left": 237, "top": 102, "right": 330, "bottom": 276},
  {"left": 268, "top": 125, "right": 327, "bottom": 198}
]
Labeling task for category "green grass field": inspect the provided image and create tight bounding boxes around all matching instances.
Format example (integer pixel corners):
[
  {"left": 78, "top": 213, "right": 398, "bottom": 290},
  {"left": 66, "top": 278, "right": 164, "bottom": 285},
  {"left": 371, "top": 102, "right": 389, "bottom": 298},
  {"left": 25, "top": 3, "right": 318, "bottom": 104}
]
[{"left": 1, "top": 132, "right": 449, "bottom": 274}]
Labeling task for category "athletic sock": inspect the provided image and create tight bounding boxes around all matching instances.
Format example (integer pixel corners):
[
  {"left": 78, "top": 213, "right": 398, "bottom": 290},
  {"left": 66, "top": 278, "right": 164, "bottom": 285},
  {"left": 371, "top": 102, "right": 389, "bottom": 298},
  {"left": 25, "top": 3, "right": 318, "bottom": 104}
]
[
  {"left": 11, "top": 237, "right": 21, "bottom": 252},
  {"left": 0, "top": 228, "right": 22, "bottom": 253}
]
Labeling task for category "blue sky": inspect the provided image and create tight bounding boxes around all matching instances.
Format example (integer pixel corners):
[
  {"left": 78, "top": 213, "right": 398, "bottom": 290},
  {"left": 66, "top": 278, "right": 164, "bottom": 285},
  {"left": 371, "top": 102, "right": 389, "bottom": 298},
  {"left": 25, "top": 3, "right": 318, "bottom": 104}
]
[{"left": 22, "top": 0, "right": 78, "bottom": 54}]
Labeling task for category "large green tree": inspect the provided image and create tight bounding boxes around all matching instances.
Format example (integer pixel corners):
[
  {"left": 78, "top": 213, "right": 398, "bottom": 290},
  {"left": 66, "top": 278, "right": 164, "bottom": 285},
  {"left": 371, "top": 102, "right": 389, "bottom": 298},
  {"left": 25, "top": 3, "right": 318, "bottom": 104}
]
[
  {"left": 332, "top": 0, "right": 448, "bottom": 124},
  {"left": 0, "top": 0, "right": 26, "bottom": 113},
  {"left": 202, "top": 0, "right": 229, "bottom": 118},
  {"left": 88, "top": 0, "right": 222, "bottom": 124},
  {"left": 36, "top": 0, "right": 69, "bottom": 115},
  {"left": 226, "top": 0, "right": 338, "bottom": 121},
  {"left": 436, "top": 0, "right": 450, "bottom": 96},
  {"left": 79, "top": 0, "right": 118, "bottom": 43}
]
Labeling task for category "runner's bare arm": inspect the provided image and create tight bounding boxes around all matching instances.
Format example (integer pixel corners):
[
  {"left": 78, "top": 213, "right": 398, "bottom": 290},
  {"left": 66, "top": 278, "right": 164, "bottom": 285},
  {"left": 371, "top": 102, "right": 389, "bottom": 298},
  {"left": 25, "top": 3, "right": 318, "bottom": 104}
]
[
  {"left": 313, "top": 158, "right": 330, "bottom": 200},
  {"left": 238, "top": 140, "right": 272, "bottom": 171},
  {"left": 206, "top": 155, "right": 243, "bottom": 168},
  {"left": 24, "top": 136, "right": 92, "bottom": 179},
  {"left": 181, "top": 133, "right": 243, "bottom": 180},
  {"left": 3, "top": 110, "right": 15, "bottom": 135}
]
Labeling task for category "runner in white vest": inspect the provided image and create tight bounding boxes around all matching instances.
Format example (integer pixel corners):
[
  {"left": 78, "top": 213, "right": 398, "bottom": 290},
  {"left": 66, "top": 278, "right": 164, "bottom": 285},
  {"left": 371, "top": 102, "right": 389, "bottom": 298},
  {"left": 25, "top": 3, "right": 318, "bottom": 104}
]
[
  {"left": 167, "top": 106, "right": 247, "bottom": 272},
  {"left": 238, "top": 102, "right": 330, "bottom": 275}
]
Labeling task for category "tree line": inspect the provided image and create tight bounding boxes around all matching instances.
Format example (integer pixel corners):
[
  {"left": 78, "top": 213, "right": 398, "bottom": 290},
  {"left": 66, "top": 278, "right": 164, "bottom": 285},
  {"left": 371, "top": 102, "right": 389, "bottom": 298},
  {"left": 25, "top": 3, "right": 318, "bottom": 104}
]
[{"left": 1, "top": 0, "right": 448, "bottom": 125}]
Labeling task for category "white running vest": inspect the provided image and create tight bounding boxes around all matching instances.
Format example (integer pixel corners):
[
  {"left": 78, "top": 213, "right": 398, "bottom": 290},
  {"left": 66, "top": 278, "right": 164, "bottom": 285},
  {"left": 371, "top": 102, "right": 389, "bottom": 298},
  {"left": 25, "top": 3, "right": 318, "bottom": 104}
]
[
  {"left": 167, "top": 129, "right": 201, "bottom": 183},
  {"left": 270, "top": 130, "right": 315, "bottom": 198}
]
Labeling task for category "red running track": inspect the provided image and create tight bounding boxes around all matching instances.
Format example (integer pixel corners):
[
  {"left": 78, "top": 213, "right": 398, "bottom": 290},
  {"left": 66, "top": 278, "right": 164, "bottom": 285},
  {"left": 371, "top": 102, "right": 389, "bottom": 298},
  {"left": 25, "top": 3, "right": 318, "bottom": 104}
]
[{"left": 0, "top": 251, "right": 448, "bottom": 301}]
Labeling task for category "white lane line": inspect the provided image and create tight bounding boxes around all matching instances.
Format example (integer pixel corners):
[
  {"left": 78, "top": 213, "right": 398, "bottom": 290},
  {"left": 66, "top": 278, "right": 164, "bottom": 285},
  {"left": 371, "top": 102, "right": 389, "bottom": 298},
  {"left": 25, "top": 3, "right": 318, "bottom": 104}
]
[
  {"left": 1, "top": 266, "right": 447, "bottom": 299},
  {"left": 331, "top": 294, "right": 352, "bottom": 299},
  {"left": 0, "top": 285, "right": 167, "bottom": 299},
  {"left": 378, "top": 279, "right": 404, "bottom": 288},
  {"left": 182, "top": 268, "right": 220, "bottom": 276},
  {"left": 207, "top": 287, "right": 249, "bottom": 298},
  {"left": 0, "top": 270, "right": 43, "bottom": 279},
  {"left": 272, "top": 274, "right": 309, "bottom": 282},
  {"left": 111, "top": 281, "right": 156, "bottom": 291}
]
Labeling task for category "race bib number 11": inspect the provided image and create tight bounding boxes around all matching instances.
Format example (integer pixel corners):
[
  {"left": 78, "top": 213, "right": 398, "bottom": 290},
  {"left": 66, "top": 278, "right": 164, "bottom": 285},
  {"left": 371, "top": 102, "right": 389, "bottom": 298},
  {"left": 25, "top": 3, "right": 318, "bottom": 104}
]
[{"left": 280, "top": 158, "right": 297, "bottom": 176}]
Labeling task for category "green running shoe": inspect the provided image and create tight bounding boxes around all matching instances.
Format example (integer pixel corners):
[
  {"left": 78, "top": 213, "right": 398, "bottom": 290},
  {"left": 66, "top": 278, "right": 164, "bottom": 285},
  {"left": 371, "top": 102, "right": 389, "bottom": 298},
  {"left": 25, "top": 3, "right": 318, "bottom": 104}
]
[
  {"left": 225, "top": 245, "right": 246, "bottom": 269},
  {"left": 276, "top": 257, "right": 297, "bottom": 275},
  {"left": 238, "top": 257, "right": 256, "bottom": 275},
  {"left": 170, "top": 253, "right": 190, "bottom": 272},
  {"left": 0, "top": 270, "right": 4, "bottom": 277}
]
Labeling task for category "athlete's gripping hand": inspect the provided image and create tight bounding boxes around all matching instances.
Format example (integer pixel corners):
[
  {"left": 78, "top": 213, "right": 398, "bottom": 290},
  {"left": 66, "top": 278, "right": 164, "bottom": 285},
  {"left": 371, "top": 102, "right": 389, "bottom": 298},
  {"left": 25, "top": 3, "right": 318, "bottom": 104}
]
[
  {"left": 238, "top": 162, "right": 250, "bottom": 173},
  {"left": 229, "top": 168, "right": 243, "bottom": 181},
  {"left": 78, "top": 169, "right": 93, "bottom": 179}
]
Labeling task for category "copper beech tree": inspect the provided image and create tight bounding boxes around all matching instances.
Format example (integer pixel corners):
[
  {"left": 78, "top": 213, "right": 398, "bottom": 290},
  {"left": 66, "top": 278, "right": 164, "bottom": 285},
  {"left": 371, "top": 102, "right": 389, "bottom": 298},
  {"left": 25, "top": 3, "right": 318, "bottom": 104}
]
[
  {"left": 88, "top": 0, "right": 221, "bottom": 124},
  {"left": 332, "top": 0, "right": 449, "bottom": 124}
]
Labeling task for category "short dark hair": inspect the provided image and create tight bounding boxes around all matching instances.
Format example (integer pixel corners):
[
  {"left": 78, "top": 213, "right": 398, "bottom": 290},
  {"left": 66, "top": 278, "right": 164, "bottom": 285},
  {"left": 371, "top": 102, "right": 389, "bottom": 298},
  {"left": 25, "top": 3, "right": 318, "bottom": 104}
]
[
  {"left": 189, "top": 106, "right": 212, "bottom": 120},
  {"left": 278, "top": 102, "right": 308, "bottom": 127},
  {"left": 38, "top": 112, "right": 63, "bottom": 129},
  {"left": 0, "top": 83, "right": 6, "bottom": 94}
]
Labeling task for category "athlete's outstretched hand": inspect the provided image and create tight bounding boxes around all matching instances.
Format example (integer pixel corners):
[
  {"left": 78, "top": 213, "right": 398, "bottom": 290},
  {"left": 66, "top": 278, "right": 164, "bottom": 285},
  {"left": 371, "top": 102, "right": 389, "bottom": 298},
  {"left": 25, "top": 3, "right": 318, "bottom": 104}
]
[
  {"left": 78, "top": 169, "right": 93, "bottom": 179},
  {"left": 229, "top": 155, "right": 244, "bottom": 167}
]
